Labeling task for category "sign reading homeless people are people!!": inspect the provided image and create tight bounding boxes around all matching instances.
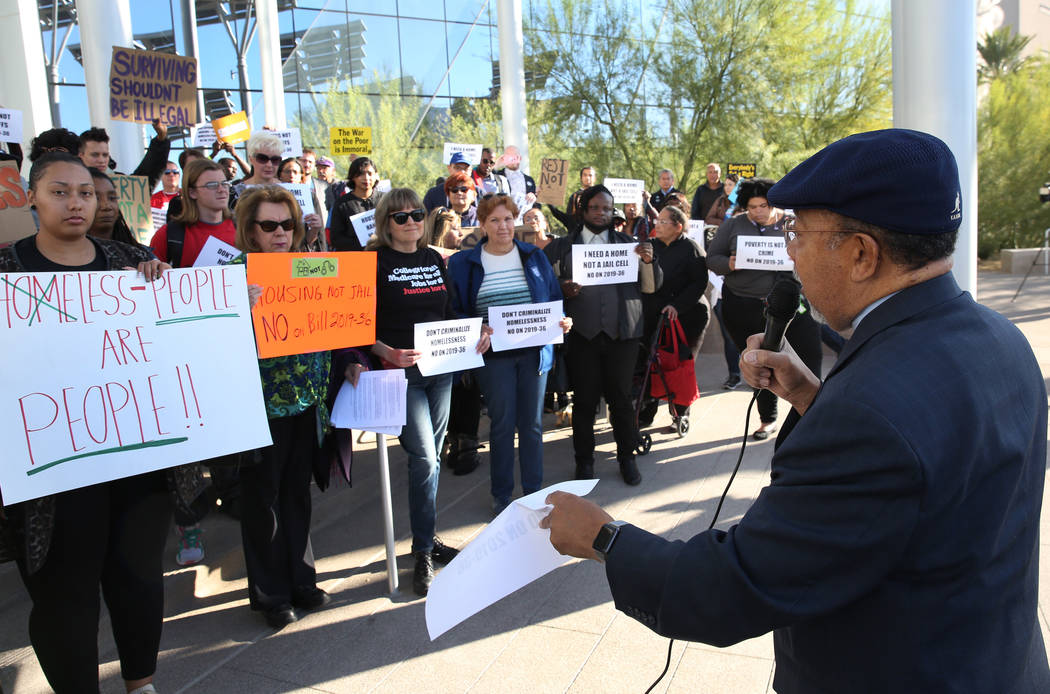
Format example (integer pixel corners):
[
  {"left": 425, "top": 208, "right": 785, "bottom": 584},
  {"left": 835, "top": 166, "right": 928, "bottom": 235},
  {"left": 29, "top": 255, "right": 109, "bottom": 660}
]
[
  {"left": 0, "top": 265, "right": 272, "bottom": 505},
  {"left": 488, "top": 300, "right": 565, "bottom": 352},
  {"left": 330, "top": 126, "right": 372, "bottom": 157},
  {"left": 571, "top": 244, "right": 640, "bottom": 286},
  {"left": 0, "top": 109, "right": 24, "bottom": 144},
  {"left": 413, "top": 318, "right": 484, "bottom": 376},
  {"left": 442, "top": 143, "right": 483, "bottom": 166},
  {"left": 109, "top": 47, "right": 198, "bottom": 127},
  {"left": 726, "top": 162, "right": 757, "bottom": 179},
  {"left": 0, "top": 161, "right": 36, "bottom": 245},
  {"left": 246, "top": 252, "right": 377, "bottom": 359},
  {"left": 111, "top": 174, "right": 153, "bottom": 245},
  {"left": 251, "top": 129, "right": 302, "bottom": 159},
  {"left": 734, "top": 235, "right": 794, "bottom": 270},
  {"left": 212, "top": 111, "right": 250, "bottom": 145},
  {"left": 535, "top": 158, "right": 569, "bottom": 206}
]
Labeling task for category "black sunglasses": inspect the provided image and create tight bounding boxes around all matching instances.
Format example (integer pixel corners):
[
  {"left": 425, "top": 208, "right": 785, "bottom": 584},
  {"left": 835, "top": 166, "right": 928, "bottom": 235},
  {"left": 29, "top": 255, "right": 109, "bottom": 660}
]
[
  {"left": 164, "top": 169, "right": 179, "bottom": 175},
  {"left": 481, "top": 158, "right": 496, "bottom": 164},
  {"left": 255, "top": 218, "right": 295, "bottom": 232},
  {"left": 388, "top": 209, "right": 425, "bottom": 224},
  {"left": 481, "top": 192, "right": 509, "bottom": 200},
  {"left": 449, "top": 186, "right": 471, "bottom": 193},
  {"left": 254, "top": 153, "right": 282, "bottom": 166}
]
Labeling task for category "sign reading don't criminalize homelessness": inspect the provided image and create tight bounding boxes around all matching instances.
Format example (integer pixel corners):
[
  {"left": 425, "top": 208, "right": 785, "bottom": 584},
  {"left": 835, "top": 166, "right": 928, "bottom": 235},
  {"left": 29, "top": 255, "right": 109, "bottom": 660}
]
[{"left": 109, "top": 47, "right": 198, "bottom": 127}]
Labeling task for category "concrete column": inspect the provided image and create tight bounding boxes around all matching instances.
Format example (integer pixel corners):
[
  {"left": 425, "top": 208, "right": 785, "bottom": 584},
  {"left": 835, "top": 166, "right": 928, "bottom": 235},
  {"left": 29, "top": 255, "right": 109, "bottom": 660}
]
[
  {"left": 892, "top": 0, "right": 978, "bottom": 296},
  {"left": 496, "top": 0, "right": 529, "bottom": 172},
  {"left": 75, "top": 0, "right": 141, "bottom": 174},
  {"left": 256, "top": 0, "right": 287, "bottom": 129},
  {"left": 2, "top": 0, "right": 55, "bottom": 168}
]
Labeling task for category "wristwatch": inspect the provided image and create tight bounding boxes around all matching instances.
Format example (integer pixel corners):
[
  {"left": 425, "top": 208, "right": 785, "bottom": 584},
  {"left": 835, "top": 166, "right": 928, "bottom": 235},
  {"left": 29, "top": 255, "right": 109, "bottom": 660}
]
[{"left": 592, "top": 520, "right": 628, "bottom": 561}]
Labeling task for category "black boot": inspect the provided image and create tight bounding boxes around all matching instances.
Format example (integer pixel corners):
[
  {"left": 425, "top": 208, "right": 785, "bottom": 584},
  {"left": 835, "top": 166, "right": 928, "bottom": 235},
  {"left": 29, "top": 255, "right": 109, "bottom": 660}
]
[
  {"left": 413, "top": 551, "right": 435, "bottom": 596},
  {"left": 451, "top": 435, "right": 481, "bottom": 476}
]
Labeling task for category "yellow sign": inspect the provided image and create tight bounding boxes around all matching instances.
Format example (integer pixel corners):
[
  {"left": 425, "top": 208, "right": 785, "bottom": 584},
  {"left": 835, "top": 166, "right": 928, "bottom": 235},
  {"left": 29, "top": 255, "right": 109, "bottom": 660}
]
[
  {"left": 109, "top": 47, "right": 198, "bottom": 126},
  {"left": 726, "top": 162, "right": 757, "bottom": 179},
  {"left": 213, "top": 111, "right": 251, "bottom": 145},
  {"left": 330, "top": 126, "right": 372, "bottom": 157}
]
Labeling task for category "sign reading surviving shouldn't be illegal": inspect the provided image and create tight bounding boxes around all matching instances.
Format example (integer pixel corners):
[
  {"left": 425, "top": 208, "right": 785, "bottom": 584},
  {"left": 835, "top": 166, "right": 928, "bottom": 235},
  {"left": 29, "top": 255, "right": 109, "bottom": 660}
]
[
  {"left": 0, "top": 266, "right": 271, "bottom": 505},
  {"left": 109, "top": 47, "right": 198, "bottom": 127}
]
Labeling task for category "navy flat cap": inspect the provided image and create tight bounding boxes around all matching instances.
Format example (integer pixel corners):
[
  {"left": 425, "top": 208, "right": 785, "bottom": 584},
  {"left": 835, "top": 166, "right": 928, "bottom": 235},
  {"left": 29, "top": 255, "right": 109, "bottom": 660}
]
[{"left": 767, "top": 128, "right": 962, "bottom": 235}]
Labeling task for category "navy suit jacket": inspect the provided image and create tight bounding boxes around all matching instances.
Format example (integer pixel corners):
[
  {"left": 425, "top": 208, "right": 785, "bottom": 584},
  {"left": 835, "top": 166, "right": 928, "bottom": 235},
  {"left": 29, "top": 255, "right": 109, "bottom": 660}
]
[{"left": 606, "top": 273, "right": 1049, "bottom": 693}]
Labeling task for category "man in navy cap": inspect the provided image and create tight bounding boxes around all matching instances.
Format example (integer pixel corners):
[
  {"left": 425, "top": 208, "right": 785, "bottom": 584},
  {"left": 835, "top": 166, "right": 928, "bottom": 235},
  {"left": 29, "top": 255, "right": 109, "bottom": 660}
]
[{"left": 541, "top": 129, "right": 1049, "bottom": 692}]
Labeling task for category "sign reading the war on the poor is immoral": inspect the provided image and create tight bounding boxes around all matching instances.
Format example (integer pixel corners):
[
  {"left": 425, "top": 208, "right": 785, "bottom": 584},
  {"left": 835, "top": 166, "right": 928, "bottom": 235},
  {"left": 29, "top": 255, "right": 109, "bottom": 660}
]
[
  {"left": 109, "top": 47, "right": 198, "bottom": 127},
  {"left": 571, "top": 244, "right": 640, "bottom": 286},
  {"left": 0, "top": 265, "right": 271, "bottom": 505},
  {"left": 246, "top": 252, "right": 377, "bottom": 359},
  {"left": 330, "top": 126, "right": 372, "bottom": 157},
  {"left": 734, "top": 235, "right": 793, "bottom": 271},
  {"left": 0, "top": 160, "right": 36, "bottom": 245},
  {"left": 111, "top": 174, "right": 154, "bottom": 245},
  {"left": 535, "top": 159, "right": 569, "bottom": 206}
]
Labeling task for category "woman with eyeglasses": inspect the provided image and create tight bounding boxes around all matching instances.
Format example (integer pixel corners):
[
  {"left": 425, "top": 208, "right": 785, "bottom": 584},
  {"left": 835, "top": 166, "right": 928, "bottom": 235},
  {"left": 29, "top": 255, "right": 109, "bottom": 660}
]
[
  {"left": 366, "top": 188, "right": 476, "bottom": 596},
  {"left": 443, "top": 171, "right": 478, "bottom": 227},
  {"left": 228, "top": 132, "right": 284, "bottom": 209},
  {"left": 148, "top": 159, "right": 236, "bottom": 267},
  {"left": 707, "top": 177, "right": 823, "bottom": 440},
  {"left": 329, "top": 156, "right": 382, "bottom": 251},
  {"left": 233, "top": 186, "right": 336, "bottom": 629}
]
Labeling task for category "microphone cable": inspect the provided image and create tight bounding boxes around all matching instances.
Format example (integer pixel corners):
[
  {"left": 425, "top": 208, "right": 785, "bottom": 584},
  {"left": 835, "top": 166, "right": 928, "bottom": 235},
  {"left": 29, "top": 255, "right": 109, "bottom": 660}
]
[{"left": 644, "top": 389, "right": 760, "bottom": 693}]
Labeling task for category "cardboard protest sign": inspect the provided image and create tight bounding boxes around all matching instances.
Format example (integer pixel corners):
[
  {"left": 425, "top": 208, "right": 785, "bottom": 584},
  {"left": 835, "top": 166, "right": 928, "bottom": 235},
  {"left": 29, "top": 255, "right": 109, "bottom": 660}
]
[
  {"left": 0, "top": 265, "right": 271, "bottom": 505},
  {"left": 213, "top": 111, "right": 250, "bottom": 145},
  {"left": 247, "top": 252, "right": 377, "bottom": 358},
  {"left": 603, "top": 178, "right": 645, "bottom": 205},
  {"left": 0, "top": 109, "right": 23, "bottom": 144},
  {"left": 111, "top": 174, "right": 154, "bottom": 245},
  {"left": 414, "top": 317, "right": 484, "bottom": 376},
  {"left": 193, "top": 123, "right": 216, "bottom": 148},
  {"left": 571, "top": 244, "right": 640, "bottom": 286},
  {"left": 726, "top": 162, "right": 757, "bottom": 179},
  {"left": 350, "top": 209, "right": 376, "bottom": 248},
  {"left": 488, "top": 300, "right": 564, "bottom": 352},
  {"left": 109, "top": 47, "right": 198, "bottom": 126},
  {"left": 442, "top": 143, "right": 482, "bottom": 166},
  {"left": 0, "top": 161, "right": 36, "bottom": 244},
  {"left": 330, "top": 126, "right": 372, "bottom": 157},
  {"left": 536, "top": 158, "right": 569, "bottom": 206},
  {"left": 734, "top": 235, "right": 793, "bottom": 270},
  {"left": 251, "top": 128, "right": 302, "bottom": 159}
]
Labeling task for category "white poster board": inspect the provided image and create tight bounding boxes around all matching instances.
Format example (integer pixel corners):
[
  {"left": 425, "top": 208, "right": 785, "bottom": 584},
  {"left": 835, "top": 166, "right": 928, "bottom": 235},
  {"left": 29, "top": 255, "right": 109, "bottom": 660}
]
[
  {"left": 152, "top": 205, "right": 168, "bottom": 232},
  {"left": 571, "top": 244, "right": 639, "bottom": 286},
  {"left": 192, "top": 123, "right": 217, "bottom": 148},
  {"left": 0, "top": 109, "right": 24, "bottom": 144},
  {"left": 686, "top": 220, "right": 706, "bottom": 246},
  {"left": 603, "top": 177, "right": 645, "bottom": 205},
  {"left": 735, "top": 235, "right": 794, "bottom": 271},
  {"left": 330, "top": 369, "right": 407, "bottom": 436},
  {"left": 442, "top": 142, "right": 483, "bottom": 167},
  {"left": 350, "top": 209, "right": 376, "bottom": 248},
  {"left": 414, "top": 317, "right": 484, "bottom": 376},
  {"left": 192, "top": 235, "right": 240, "bottom": 267},
  {"left": 0, "top": 266, "right": 271, "bottom": 505},
  {"left": 488, "top": 300, "right": 564, "bottom": 352},
  {"left": 279, "top": 182, "right": 314, "bottom": 217},
  {"left": 252, "top": 128, "right": 303, "bottom": 159}
]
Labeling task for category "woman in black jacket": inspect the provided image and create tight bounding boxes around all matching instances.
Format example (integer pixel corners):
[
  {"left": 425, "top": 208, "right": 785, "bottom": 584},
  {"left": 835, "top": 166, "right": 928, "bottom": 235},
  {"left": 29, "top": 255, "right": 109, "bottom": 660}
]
[{"left": 328, "top": 156, "right": 381, "bottom": 251}]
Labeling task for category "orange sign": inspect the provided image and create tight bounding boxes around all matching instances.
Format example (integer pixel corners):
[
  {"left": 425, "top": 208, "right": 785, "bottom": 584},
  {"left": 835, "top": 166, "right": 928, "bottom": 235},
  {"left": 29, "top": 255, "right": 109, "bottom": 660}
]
[
  {"left": 246, "top": 252, "right": 377, "bottom": 358},
  {"left": 213, "top": 111, "right": 251, "bottom": 145}
]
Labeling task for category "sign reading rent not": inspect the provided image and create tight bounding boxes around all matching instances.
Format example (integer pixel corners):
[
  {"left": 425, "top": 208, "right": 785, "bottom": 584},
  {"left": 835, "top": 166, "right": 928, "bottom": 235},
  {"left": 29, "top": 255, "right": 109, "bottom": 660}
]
[
  {"left": 536, "top": 158, "right": 569, "bottom": 206},
  {"left": 571, "top": 244, "right": 640, "bottom": 286},
  {"left": 734, "top": 236, "right": 793, "bottom": 270},
  {"left": 109, "top": 47, "right": 198, "bottom": 126}
]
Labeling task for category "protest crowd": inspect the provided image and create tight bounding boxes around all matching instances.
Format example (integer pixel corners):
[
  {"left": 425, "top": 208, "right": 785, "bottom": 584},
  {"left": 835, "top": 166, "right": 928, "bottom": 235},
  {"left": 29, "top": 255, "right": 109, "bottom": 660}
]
[{"left": 1, "top": 117, "right": 1044, "bottom": 694}]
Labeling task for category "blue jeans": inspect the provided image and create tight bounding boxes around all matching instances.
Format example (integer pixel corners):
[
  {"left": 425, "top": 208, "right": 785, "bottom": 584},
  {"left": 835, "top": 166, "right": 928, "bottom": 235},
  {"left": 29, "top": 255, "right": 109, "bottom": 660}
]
[
  {"left": 477, "top": 349, "right": 548, "bottom": 506},
  {"left": 399, "top": 369, "right": 452, "bottom": 553},
  {"left": 714, "top": 298, "right": 740, "bottom": 376}
]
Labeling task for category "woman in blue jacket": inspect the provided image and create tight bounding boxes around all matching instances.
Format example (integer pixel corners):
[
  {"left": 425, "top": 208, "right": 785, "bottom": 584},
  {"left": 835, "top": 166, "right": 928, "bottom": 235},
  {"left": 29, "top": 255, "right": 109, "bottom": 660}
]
[{"left": 448, "top": 194, "right": 572, "bottom": 515}]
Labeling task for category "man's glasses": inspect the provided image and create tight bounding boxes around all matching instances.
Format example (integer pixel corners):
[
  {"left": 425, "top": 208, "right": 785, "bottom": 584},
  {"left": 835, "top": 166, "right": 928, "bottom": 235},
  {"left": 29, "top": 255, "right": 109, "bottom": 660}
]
[
  {"left": 194, "top": 181, "right": 231, "bottom": 191},
  {"left": 255, "top": 218, "right": 295, "bottom": 232},
  {"left": 164, "top": 169, "right": 179, "bottom": 175},
  {"left": 449, "top": 186, "right": 471, "bottom": 193},
  {"left": 389, "top": 209, "right": 425, "bottom": 224},
  {"left": 254, "top": 153, "right": 282, "bottom": 166},
  {"left": 781, "top": 216, "right": 850, "bottom": 244}
]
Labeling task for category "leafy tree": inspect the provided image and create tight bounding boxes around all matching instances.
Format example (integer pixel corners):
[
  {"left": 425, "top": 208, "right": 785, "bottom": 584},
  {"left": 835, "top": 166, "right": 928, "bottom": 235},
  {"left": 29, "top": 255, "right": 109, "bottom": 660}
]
[{"left": 978, "top": 27, "right": 1035, "bottom": 84}]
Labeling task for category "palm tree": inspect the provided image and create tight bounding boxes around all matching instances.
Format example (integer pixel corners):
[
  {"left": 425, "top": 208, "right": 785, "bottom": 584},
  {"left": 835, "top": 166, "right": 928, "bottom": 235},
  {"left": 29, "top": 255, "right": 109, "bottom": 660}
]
[{"left": 978, "top": 27, "right": 1034, "bottom": 83}]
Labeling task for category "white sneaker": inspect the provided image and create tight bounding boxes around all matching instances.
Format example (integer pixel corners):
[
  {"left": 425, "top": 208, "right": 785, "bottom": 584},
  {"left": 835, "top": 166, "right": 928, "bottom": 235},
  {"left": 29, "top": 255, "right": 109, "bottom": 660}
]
[{"left": 175, "top": 524, "right": 204, "bottom": 566}]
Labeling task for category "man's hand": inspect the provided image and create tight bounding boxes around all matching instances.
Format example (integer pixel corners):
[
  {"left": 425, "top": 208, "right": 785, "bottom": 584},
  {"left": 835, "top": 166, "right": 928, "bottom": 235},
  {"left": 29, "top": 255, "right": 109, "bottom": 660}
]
[
  {"left": 740, "top": 333, "right": 821, "bottom": 414},
  {"left": 152, "top": 119, "right": 168, "bottom": 140},
  {"left": 540, "top": 491, "right": 613, "bottom": 561}
]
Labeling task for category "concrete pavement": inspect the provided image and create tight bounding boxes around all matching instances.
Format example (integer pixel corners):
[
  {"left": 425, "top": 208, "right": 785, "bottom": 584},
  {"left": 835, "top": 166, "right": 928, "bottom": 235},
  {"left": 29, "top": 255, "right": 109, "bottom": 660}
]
[{"left": 2, "top": 269, "right": 1049, "bottom": 693}]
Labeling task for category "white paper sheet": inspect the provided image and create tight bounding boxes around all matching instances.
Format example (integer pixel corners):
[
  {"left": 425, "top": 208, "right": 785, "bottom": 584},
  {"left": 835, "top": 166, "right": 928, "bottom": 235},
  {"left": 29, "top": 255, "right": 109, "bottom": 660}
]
[
  {"left": 425, "top": 479, "right": 601, "bottom": 639},
  {"left": 488, "top": 300, "right": 564, "bottom": 352},
  {"left": 442, "top": 142, "right": 483, "bottom": 166},
  {"left": 414, "top": 317, "right": 484, "bottom": 376},
  {"left": 350, "top": 209, "right": 376, "bottom": 248},
  {"left": 735, "top": 235, "right": 794, "bottom": 271},
  {"left": 571, "top": 243, "right": 639, "bottom": 286},
  {"left": 603, "top": 177, "right": 645, "bottom": 205},
  {"left": 329, "top": 369, "right": 407, "bottom": 435},
  {"left": 0, "top": 108, "right": 24, "bottom": 144},
  {"left": 192, "top": 235, "right": 240, "bottom": 267}
]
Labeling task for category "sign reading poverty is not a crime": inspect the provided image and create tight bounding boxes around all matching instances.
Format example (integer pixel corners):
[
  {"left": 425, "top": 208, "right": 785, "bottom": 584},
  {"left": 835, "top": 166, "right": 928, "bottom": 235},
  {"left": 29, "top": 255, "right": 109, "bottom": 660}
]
[
  {"left": 109, "top": 47, "right": 198, "bottom": 127},
  {"left": 0, "top": 266, "right": 271, "bottom": 505},
  {"left": 734, "top": 235, "right": 794, "bottom": 271}
]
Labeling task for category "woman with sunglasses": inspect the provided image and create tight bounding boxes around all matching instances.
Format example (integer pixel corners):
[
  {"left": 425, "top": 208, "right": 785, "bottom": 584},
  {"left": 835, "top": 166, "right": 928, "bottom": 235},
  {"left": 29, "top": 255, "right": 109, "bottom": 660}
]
[
  {"left": 233, "top": 186, "right": 335, "bottom": 628},
  {"left": 329, "top": 156, "right": 382, "bottom": 251},
  {"left": 228, "top": 132, "right": 284, "bottom": 209},
  {"left": 366, "top": 189, "right": 480, "bottom": 596},
  {"left": 148, "top": 158, "right": 235, "bottom": 266},
  {"left": 443, "top": 170, "right": 478, "bottom": 227}
]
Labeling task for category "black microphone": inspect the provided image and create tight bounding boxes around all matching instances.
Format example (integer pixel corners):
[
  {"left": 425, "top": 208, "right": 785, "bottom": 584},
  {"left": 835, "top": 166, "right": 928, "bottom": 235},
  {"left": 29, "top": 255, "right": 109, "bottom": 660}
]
[{"left": 760, "top": 279, "right": 801, "bottom": 352}]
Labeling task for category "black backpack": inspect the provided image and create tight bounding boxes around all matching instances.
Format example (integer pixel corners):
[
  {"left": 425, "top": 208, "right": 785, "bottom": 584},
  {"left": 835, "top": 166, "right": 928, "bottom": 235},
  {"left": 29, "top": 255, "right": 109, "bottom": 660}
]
[{"left": 166, "top": 219, "right": 186, "bottom": 268}]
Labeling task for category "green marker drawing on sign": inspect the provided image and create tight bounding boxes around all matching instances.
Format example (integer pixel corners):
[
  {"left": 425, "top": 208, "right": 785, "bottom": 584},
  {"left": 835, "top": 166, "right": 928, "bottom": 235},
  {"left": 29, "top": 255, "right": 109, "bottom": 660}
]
[{"left": 292, "top": 258, "right": 339, "bottom": 279}]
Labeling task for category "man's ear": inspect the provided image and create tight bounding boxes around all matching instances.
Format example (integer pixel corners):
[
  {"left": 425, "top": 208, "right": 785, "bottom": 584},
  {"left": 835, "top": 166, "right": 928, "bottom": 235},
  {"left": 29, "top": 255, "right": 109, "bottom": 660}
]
[{"left": 849, "top": 232, "right": 881, "bottom": 282}]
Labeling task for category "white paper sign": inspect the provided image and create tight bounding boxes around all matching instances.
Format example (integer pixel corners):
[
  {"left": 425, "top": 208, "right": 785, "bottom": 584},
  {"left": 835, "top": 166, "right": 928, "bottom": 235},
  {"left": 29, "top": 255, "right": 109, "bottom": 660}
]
[
  {"left": 414, "top": 317, "right": 484, "bottom": 376},
  {"left": 603, "top": 177, "right": 645, "bottom": 205},
  {"left": 152, "top": 205, "right": 168, "bottom": 232},
  {"left": 330, "top": 369, "right": 407, "bottom": 435},
  {"left": 0, "top": 109, "right": 24, "bottom": 144},
  {"left": 0, "top": 266, "right": 271, "bottom": 505},
  {"left": 192, "top": 235, "right": 240, "bottom": 267},
  {"left": 349, "top": 209, "right": 376, "bottom": 248},
  {"left": 375, "top": 179, "right": 392, "bottom": 194},
  {"left": 192, "top": 123, "right": 217, "bottom": 148},
  {"left": 735, "top": 235, "right": 794, "bottom": 270},
  {"left": 571, "top": 243, "right": 639, "bottom": 286},
  {"left": 442, "top": 142, "right": 483, "bottom": 167},
  {"left": 252, "top": 128, "right": 303, "bottom": 159},
  {"left": 687, "top": 220, "right": 706, "bottom": 246},
  {"left": 279, "top": 182, "right": 313, "bottom": 217},
  {"left": 488, "top": 300, "right": 564, "bottom": 352},
  {"left": 425, "top": 479, "right": 601, "bottom": 639}
]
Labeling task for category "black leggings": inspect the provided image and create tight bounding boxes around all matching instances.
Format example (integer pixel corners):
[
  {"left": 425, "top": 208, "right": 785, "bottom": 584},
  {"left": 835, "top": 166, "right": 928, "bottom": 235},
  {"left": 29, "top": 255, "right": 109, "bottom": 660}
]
[
  {"left": 16, "top": 472, "right": 173, "bottom": 693},
  {"left": 721, "top": 286, "right": 823, "bottom": 423}
]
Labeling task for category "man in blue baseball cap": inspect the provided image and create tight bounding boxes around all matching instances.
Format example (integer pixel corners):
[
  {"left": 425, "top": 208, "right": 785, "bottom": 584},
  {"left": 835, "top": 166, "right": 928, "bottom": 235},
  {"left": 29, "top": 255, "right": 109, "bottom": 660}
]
[{"left": 541, "top": 129, "right": 1049, "bottom": 692}]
